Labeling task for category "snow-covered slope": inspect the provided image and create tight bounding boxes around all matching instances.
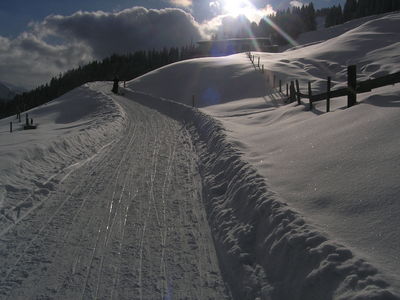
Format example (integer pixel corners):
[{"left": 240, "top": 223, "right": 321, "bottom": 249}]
[
  {"left": 126, "top": 11, "right": 400, "bottom": 298},
  {"left": 0, "top": 83, "right": 126, "bottom": 216}
]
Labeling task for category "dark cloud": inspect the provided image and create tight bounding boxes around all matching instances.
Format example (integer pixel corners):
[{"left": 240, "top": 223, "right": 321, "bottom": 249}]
[{"left": 40, "top": 7, "right": 203, "bottom": 58}]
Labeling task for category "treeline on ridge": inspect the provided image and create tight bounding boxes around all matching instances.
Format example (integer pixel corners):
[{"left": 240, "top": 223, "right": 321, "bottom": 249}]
[
  {"left": 323, "top": 0, "right": 400, "bottom": 27},
  {"left": 0, "top": 45, "right": 198, "bottom": 119}
]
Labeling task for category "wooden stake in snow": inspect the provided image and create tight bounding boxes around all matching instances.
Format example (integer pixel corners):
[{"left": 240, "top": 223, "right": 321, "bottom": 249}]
[
  {"left": 286, "top": 83, "right": 289, "bottom": 96},
  {"left": 327, "top": 76, "right": 331, "bottom": 112},
  {"left": 308, "top": 81, "right": 313, "bottom": 110},
  {"left": 347, "top": 65, "right": 357, "bottom": 107},
  {"left": 10, "top": 122, "right": 12, "bottom": 133},
  {"left": 279, "top": 80, "right": 282, "bottom": 92},
  {"left": 295, "top": 80, "right": 301, "bottom": 105},
  {"left": 290, "top": 81, "right": 295, "bottom": 102},
  {"left": 257, "top": 57, "right": 260, "bottom": 68}
]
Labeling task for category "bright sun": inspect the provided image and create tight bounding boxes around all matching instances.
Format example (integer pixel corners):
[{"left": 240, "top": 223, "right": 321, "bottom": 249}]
[{"left": 223, "top": 0, "right": 252, "bottom": 16}]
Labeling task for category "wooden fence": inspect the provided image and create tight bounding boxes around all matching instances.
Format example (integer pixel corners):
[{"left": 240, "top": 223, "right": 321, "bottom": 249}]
[{"left": 247, "top": 52, "right": 400, "bottom": 112}]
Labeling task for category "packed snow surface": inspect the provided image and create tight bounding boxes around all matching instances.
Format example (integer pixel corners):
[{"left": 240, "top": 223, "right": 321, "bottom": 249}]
[
  {"left": 127, "top": 11, "right": 400, "bottom": 298},
  {"left": 0, "top": 82, "right": 230, "bottom": 299}
]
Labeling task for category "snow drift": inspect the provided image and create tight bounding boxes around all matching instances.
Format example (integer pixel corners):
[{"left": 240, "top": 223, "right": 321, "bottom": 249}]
[{"left": 0, "top": 83, "right": 126, "bottom": 224}]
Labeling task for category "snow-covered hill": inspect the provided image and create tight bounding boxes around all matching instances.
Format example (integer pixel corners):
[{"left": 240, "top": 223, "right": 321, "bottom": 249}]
[
  {"left": 126, "top": 11, "right": 400, "bottom": 298},
  {"left": 0, "top": 83, "right": 126, "bottom": 211}
]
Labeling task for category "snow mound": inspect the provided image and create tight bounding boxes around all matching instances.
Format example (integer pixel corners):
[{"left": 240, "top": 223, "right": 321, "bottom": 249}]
[
  {"left": 121, "top": 87, "right": 400, "bottom": 299},
  {"left": 0, "top": 83, "right": 126, "bottom": 221},
  {"left": 128, "top": 12, "right": 400, "bottom": 103},
  {"left": 128, "top": 55, "right": 271, "bottom": 107}
]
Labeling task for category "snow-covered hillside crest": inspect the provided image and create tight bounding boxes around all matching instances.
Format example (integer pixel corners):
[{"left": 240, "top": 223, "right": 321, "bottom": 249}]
[{"left": 126, "top": 11, "right": 400, "bottom": 299}]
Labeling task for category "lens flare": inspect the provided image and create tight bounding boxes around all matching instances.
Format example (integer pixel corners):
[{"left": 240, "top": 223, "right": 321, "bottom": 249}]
[{"left": 223, "top": 0, "right": 254, "bottom": 17}]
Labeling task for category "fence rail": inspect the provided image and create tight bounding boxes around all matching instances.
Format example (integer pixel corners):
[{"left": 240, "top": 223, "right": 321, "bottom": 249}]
[{"left": 247, "top": 52, "right": 400, "bottom": 112}]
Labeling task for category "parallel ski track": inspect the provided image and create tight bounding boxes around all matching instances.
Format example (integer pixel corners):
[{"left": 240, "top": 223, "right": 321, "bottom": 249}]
[{"left": 0, "top": 84, "right": 231, "bottom": 300}]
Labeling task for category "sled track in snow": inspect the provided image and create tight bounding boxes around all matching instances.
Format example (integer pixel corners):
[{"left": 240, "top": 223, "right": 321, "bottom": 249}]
[{"left": 0, "top": 82, "right": 230, "bottom": 300}]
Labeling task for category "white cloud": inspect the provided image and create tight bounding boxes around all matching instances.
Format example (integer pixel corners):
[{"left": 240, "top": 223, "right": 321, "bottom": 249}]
[
  {"left": 170, "top": 0, "right": 193, "bottom": 7},
  {"left": 290, "top": 1, "right": 306, "bottom": 8},
  {"left": 0, "top": 7, "right": 204, "bottom": 89},
  {"left": 0, "top": 3, "right": 280, "bottom": 89}
]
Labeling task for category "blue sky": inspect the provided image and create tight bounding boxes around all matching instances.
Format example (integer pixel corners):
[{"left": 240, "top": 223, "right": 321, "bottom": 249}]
[{"left": 0, "top": 0, "right": 344, "bottom": 89}]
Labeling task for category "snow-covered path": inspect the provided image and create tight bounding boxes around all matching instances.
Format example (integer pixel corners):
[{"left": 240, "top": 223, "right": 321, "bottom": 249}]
[{"left": 0, "top": 83, "right": 230, "bottom": 299}]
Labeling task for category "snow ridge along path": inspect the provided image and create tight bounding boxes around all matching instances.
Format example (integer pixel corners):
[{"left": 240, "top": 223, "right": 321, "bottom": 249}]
[
  {"left": 120, "top": 87, "right": 400, "bottom": 300},
  {"left": 0, "top": 82, "right": 230, "bottom": 299}
]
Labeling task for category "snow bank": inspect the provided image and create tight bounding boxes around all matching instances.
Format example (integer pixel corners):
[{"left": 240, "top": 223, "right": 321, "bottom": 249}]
[
  {"left": 0, "top": 83, "right": 126, "bottom": 223},
  {"left": 121, "top": 87, "right": 400, "bottom": 299}
]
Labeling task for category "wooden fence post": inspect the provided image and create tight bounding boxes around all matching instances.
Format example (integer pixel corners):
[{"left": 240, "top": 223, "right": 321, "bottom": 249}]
[
  {"left": 286, "top": 83, "right": 289, "bottom": 96},
  {"left": 308, "top": 81, "right": 313, "bottom": 110},
  {"left": 257, "top": 57, "right": 260, "bottom": 68},
  {"left": 348, "top": 65, "right": 357, "bottom": 107},
  {"left": 326, "top": 76, "right": 331, "bottom": 112},
  {"left": 279, "top": 80, "right": 282, "bottom": 92},
  {"left": 10, "top": 122, "right": 12, "bottom": 133},
  {"left": 290, "top": 81, "right": 295, "bottom": 102},
  {"left": 295, "top": 80, "right": 301, "bottom": 105}
]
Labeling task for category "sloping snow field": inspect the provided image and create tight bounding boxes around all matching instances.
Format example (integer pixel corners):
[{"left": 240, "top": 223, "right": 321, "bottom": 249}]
[{"left": 1, "top": 11, "right": 399, "bottom": 300}]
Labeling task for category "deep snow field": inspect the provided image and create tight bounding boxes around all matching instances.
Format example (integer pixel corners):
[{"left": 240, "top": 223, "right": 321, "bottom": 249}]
[{"left": 0, "top": 10, "right": 399, "bottom": 300}]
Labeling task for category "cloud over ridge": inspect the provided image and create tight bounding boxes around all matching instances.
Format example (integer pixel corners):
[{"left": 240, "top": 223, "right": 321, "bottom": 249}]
[{"left": 0, "top": 7, "right": 204, "bottom": 88}]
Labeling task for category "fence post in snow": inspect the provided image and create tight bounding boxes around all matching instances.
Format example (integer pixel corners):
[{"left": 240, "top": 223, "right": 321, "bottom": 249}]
[
  {"left": 286, "top": 83, "right": 289, "bottom": 96},
  {"left": 347, "top": 65, "right": 357, "bottom": 108},
  {"left": 10, "top": 122, "right": 12, "bottom": 133},
  {"left": 279, "top": 80, "right": 282, "bottom": 92},
  {"left": 327, "top": 76, "right": 331, "bottom": 112},
  {"left": 290, "top": 81, "right": 295, "bottom": 102},
  {"left": 308, "top": 81, "right": 313, "bottom": 110},
  {"left": 257, "top": 57, "right": 260, "bottom": 68},
  {"left": 295, "top": 80, "right": 301, "bottom": 105},
  {"left": 25, "top": 113, "right": 29, "bottom": 126}
]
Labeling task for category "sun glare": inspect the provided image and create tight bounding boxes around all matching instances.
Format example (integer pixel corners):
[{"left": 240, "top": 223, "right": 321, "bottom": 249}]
[{"left": 223, "top": 0, "right": 253, "bottom": 17}]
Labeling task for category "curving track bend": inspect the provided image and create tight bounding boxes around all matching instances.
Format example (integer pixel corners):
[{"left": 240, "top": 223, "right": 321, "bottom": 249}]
[{"left": 0, "top": 82, "right": 230, "bottom": 300}]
